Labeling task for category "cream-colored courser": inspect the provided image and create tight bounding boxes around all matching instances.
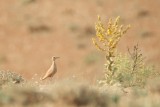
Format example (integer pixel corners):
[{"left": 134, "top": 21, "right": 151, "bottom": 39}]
[{"left": 41, "top": 56, "right": 60, "bottom": 80}]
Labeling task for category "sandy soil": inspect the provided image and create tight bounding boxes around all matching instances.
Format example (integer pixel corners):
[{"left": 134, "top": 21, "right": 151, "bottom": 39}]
[{"left": 0, "top": 0, "right": 159, "bottom": 82}]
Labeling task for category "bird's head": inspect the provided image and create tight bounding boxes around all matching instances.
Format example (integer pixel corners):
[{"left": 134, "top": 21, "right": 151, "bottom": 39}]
[{"left": 52, "top": 56, "right": 60, "bottom": 61}]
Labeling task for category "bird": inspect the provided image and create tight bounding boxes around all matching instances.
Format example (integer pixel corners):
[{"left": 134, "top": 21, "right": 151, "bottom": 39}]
[{"left": 41, "top": 56, "right": 60, "bottom": 80}]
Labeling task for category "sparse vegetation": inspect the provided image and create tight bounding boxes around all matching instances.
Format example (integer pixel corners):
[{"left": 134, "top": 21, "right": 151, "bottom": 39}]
[
  {"left": 0, "top": 12, "right": 160, "bottom": 107},
  {"left": 0, "top": 0, "right": 160, "bottom": 106},
  {"left": 110, "top": 48, "right": 159, "bottom": 87},
  {"left": 0, "top": 78, "right": 160, "bottom": 107},
  {"left": 92, "top": 16, "right": 160, "bottom": 87},
  {"left": 0, "top": 70, "right": 24, "bottom": 87}
]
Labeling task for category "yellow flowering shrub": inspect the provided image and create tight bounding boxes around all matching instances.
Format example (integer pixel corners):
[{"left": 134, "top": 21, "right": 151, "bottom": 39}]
[
  {"left": 92, "top": 16, "right": 130, "bottom": 84},
  {"left": 92, "top": 16, "right": 160, "bottom": 87}
]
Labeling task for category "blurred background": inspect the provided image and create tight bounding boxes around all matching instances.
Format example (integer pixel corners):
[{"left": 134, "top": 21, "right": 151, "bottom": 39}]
[{"left": 0, "top": 0, "right": 159, "bottom": 83}]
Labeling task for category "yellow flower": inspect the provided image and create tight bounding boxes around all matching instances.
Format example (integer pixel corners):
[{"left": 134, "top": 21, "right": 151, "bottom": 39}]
[{"left": 92, "top": 15, "right": 131, "bottom": 85}]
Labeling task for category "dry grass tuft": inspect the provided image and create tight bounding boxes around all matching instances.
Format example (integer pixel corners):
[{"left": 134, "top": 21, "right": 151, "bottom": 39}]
[
  {"left": 0, "top": 70, "right": 24, "bottom": 87},
  {"left": 0, "top": 78, "right": 160, "bottom": 107}
]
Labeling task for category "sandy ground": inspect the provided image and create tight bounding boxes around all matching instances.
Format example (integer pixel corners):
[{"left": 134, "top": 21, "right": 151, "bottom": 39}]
[{"left": 0, "top": 0, "right": 159, "bottom": 82}]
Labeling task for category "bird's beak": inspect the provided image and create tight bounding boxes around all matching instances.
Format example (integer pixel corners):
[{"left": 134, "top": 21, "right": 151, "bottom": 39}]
[
  {"left": 52, "top": 56, "right": 60, "bottom": 61},
  {"left": 55, "top": 57, "right": 60, "bottom": 59}
]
